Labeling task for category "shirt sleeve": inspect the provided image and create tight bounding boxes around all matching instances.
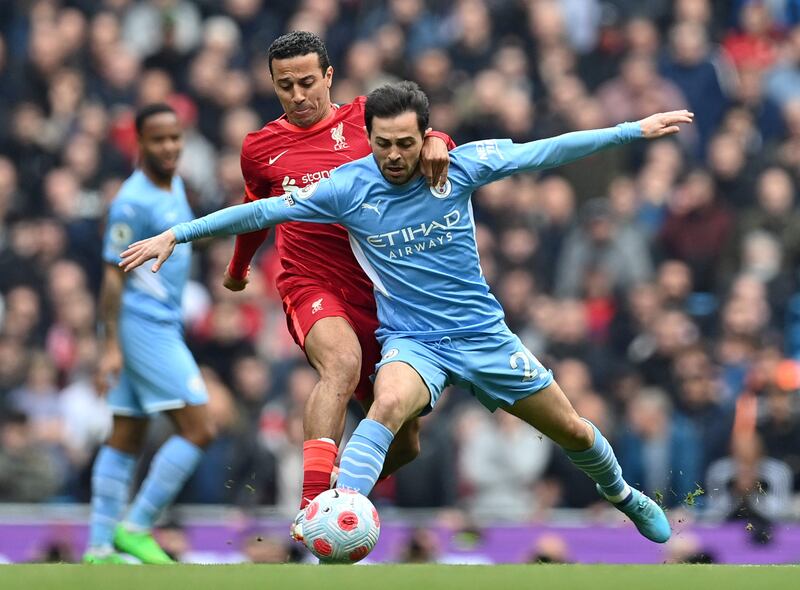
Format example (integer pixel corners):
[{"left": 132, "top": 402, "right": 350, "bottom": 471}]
[
  {"left": 458, "top": 123, "right": 642, "bottom": 189},
  {"left": 227, "top": 187, "right": 271, "bottom": 280},
  {"left": 227, "top": 141, "right": 274, "bottom": 279},
  {"left": 173, "top": 177, "right": 344, "bottom": 244},
  {"left": 102, "top": 198, "right": 147, "bottom": 264},
  {"left": 426, "top": 130, "right": 457, "bottom": 150}
]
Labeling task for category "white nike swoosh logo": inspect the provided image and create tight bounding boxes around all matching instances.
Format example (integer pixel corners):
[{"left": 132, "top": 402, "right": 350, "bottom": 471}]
[{"left": 268, "top": 150, "right": 289, "bottom": 165}]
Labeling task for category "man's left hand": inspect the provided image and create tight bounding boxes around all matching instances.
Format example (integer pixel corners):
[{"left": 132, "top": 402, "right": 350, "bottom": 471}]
[
  {"left": 420, "top": 130, "right": 450, "bottom": 189},
  {"left": 638, "top": 110, "right": 695, "bottom": 139}
]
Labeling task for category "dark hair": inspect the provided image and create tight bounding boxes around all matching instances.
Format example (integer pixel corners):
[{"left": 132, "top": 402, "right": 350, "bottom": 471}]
[
  {"left": 268, "top": 31, "right": 331, "bottom": 75},
  {"left": 365, "top": 81, "right": 430, "bottom": 136},
  {"left": 135, "top": 103, "right": 177, "bottom": 135}
]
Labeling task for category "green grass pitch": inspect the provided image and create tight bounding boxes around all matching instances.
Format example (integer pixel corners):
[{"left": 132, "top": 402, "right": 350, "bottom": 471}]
[{"left": 1, "top": 564, "right": 798, "bottom": 590}]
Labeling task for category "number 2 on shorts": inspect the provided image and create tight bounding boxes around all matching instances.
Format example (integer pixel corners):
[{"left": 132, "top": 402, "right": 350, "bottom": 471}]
[{"left": 509, "top": 349, "right": 539, "bottom": 382}]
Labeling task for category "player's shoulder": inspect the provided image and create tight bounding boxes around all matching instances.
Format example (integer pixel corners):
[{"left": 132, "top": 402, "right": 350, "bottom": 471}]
[
  {"left": 333, "top": 96, "right": 367, "bottom": 122},
  {"left": 108, "top": 185, "right": 144, "bottom": 222},
  {"left": 330, "top": 153, "right": 373, "bottom": 181},
  {"left": 444, "top": 140, "right": 513, "bottom": 187},
  {"left": 241, "top": 120, "right": 285, "bottom": 161},
  {"left": 113, "top": 171, "right": 150, "bottom": 206},
  {"left": 170, "top": 175, "right": 189, "bottom": 202}
]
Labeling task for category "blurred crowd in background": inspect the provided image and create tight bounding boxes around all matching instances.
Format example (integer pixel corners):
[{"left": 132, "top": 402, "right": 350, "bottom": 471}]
[{"left": 1, "top": 0, "right": 800, "bottom": 543}]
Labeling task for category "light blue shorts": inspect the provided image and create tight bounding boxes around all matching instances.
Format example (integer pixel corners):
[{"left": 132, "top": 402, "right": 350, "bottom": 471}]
[
  {"left": 375, "top": 325, "right": 553, "bottom": 413},
  {"left": 108, "top": 313, "right": 208, "bottom": 417}
]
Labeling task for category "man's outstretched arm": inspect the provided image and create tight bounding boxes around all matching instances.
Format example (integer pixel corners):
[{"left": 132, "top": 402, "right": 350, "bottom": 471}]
[
  {"left": 463, "top": 110, "right": 693, "bottom": 187},
  {"left": 120, "top": 179, "right": 343, "bottom": 273},
  {"left": 513, "top": 110, "right": 693, "bottom": 171}
]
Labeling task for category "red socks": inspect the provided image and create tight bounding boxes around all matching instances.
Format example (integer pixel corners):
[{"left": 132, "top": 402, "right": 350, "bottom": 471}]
[{"left": 300, "top": 438, "right": 338, "bottom": 509}]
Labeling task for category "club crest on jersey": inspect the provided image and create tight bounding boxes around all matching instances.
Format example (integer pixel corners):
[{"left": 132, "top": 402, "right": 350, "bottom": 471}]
[
  {"left": 429, "top": 179, "right": 453, "bottom": 199},
  {"left": 331, "top": 122, "right": 349, "bottom": 151},
  {"left": 382, "top": 348, "right": 399, "bottom": 360}
]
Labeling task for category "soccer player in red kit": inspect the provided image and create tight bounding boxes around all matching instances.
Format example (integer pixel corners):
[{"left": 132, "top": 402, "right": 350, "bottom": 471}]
[{"left": 223, "top": 32, "right": 454, "bottom": 532}]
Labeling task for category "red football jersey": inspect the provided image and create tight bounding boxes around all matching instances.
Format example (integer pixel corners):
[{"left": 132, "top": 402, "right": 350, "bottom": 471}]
[
  {"left": 231, "top": 96, "right": 453, "bottom": 310},
  {"left": 232, "top": 96, "right": 375, "bottom": 308}
]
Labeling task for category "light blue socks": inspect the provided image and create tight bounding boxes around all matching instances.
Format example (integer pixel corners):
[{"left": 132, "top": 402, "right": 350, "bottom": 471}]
[
  {"left": 336, "top": 419, "right": 394, "bottom": 495},
  {"left": 125, "top": 435, "right": 203, "bottom": 529},
  {"left": 564, "top": 420, "right": 631, "bottom": 502},
  {"left": 88, "top": 446, "right": 136, "bottom": 549}
]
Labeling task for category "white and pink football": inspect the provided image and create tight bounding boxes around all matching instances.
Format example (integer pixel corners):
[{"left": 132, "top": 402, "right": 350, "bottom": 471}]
[{"left": 300, "top": 488, "right": 381, "bottom": 564}]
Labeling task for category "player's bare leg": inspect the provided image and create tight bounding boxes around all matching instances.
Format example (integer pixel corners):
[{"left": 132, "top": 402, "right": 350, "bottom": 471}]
[
  {"left": 106, "top": 415, "right": 149, "bottom": 454},
  {"left": 381, "top": 416, "right": 421, "bottom": 477},
  {"left": 303, "top": 317, "right": 362, "bottom": 503},
  {"left": 367, "top": 362, "right": 430, "bottom": 433},
  {"left": 504, "top": 381, "right": 670, "bottom": 543},
  {"left": 289, "top": 317, "right": 361, "bottom": 542},
  {"left": 166, "top": 403, "right": 216, "bottom": 449},
  {"left": 115, "top": 404, "right": 215, "bottom": 563},
  {"left": 359, "top": 395, "right": 421, "bottom": 478},
  {"left": 334, "top": 362, "right": 430, "bottom": 493}
]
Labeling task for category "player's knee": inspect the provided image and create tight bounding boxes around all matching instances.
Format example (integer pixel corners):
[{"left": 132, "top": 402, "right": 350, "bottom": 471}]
[
  {"left": 318, "top": 349, "right": 361, "bottom": 392},
  {"left": 107, "top": 436, "right": 142, "bottom": 455},
  {"left": 182, "top": 421, "right": 217, "bottom": 449},
  {"left": 369, "top": 393, "right": 410, "bottom": 432},
  {"left": 107, "top": 425, "right": 146, "bottom": 455},
  {"left": 562, "top": 417, "right": 593, "bottom": 451}
]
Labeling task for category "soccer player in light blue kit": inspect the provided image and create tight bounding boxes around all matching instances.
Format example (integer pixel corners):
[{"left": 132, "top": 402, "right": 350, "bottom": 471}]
[
  {"left": 84, "top": 104, "right": 214, "bottom": 564},
  {"left": 122, "top": 83, "right": 694, "bottom": 543}
]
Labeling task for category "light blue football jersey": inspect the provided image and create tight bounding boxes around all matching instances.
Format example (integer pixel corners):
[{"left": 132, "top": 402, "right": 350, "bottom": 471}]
[
  {"left": 174, "top": 124, "right": 641, "bottom": 341},
  {"left": 103, "top": 170, "right": 194, "bottom": 323}
]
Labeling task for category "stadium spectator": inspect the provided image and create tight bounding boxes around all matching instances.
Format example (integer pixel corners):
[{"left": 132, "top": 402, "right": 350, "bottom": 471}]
[
  {"left": 658, "top": 168, "right": 734, "bottom": 291},
  {"left": 765, "top": 26, "right": 800, "bottom": 106},
  {"left": 705, "top": 432, "right": 793, "bottom": 526},
  {"left": 617, "top": 387, "right": 703, "bottom": 508},
  {"left": 554, "top": 197, "right": 653, "bottom": 298},
  {"left": 0, "top": 411, "right": 63, "bottom": 502},
  {"left": 659, "top": 21, "right": 730, "bottom": 150},
  {"left": 456, "top": 407, "right": 552, "bottom": 521}
]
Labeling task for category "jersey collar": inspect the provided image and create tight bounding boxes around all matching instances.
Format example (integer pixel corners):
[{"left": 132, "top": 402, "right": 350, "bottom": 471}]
[{"left": 277, "top": 103, "right": 339, "bottom": 133}]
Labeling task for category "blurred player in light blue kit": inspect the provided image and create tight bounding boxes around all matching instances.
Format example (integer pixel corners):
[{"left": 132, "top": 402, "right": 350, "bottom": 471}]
[
  {"left": 123, "top": 83, "right": 694, "bottom": 544},
  {"left": 84, "top": 103, "right": 214, "bottom": 564}
]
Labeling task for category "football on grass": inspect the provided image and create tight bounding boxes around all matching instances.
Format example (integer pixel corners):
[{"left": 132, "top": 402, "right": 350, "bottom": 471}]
[{"left": 301, "top": 488, "right": 381, "bottom": 563}]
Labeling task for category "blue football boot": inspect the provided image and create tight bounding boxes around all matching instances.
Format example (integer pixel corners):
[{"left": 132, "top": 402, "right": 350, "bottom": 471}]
[{"left": 599, "top": 485, "right": 671, "bottom": 543}]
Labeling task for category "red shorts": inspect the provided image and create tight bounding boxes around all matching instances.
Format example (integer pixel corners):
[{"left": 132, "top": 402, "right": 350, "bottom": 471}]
[{"left": 281, "top": 285, "right": 380, "bottom": 402}]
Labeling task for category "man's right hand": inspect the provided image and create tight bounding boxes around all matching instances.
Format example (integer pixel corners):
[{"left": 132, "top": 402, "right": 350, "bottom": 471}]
[
  {"left": 223, "top": 268, "right": 249, "bottom": 292},
  {"left": 95, "top": 343, "right": 123, "bottom": 396},
  {"left": 120, "top": 229, "right": 177, "bottom": 273}
]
